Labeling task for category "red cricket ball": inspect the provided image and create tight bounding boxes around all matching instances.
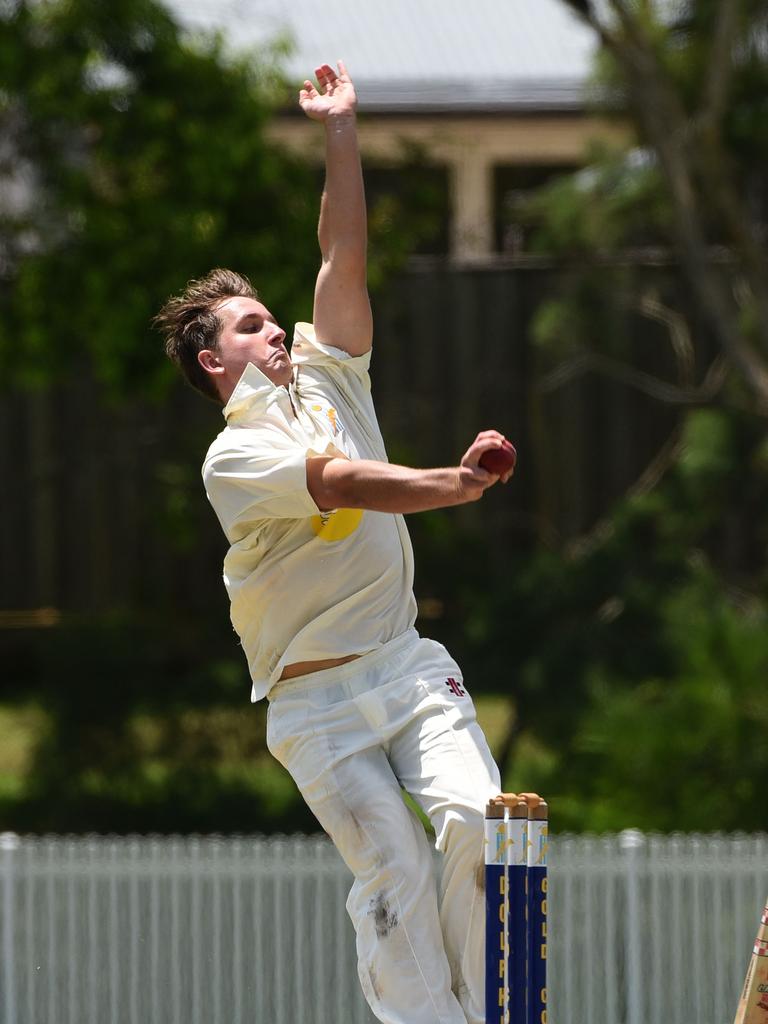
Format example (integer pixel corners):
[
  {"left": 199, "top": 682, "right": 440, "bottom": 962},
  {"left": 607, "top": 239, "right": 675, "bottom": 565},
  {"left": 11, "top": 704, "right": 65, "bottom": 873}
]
[{"left": 479, "top": 439, "right": 517, "bottom": 476}]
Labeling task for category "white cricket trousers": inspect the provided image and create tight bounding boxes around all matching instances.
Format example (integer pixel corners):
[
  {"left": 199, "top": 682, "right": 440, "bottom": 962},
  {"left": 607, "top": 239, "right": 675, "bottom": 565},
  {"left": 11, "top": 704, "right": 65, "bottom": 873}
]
[{"left": 266, "top": 629, "right": 501, "bottom": 1024}]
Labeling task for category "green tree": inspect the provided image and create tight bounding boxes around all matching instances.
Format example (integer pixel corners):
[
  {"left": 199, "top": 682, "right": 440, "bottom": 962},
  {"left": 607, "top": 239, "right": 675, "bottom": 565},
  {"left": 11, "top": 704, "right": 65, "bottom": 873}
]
[
  {"left": 0, "top": 0, "right": 445, "bottom": 396},
  {"left": 476, "top": 1, "right": 768, "bottom": 829},
  {"left": 453, "top": 407, "right": 768, "bottom": 831},
  {"left": 0, "top": 0, "right": 329, "bottom": 394},
  {"left": 574, "top": 573, "right": 768, "bottom": 831},
  {"left": 550, "top": 0, "right": 768, "bottom": 410}
]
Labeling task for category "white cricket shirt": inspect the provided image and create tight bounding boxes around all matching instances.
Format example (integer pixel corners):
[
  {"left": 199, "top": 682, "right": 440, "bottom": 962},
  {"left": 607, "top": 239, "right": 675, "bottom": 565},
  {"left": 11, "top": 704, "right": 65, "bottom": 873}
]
[{"left": 203, "top": 323, "right": 418, "bottom": 701}]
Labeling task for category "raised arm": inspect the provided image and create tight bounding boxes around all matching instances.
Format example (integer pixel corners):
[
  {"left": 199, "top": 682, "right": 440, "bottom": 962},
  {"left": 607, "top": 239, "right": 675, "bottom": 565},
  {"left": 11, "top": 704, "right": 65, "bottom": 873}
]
[{"left": 300, "top": 61, "right": 372, "bottom": 356}]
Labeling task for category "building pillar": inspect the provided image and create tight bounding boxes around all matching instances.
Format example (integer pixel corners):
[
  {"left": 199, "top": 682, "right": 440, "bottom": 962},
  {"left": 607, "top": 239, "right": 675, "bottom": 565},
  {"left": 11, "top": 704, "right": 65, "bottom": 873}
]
[{"left": 450, "top": 150, "right": 493, "bottom": 262}]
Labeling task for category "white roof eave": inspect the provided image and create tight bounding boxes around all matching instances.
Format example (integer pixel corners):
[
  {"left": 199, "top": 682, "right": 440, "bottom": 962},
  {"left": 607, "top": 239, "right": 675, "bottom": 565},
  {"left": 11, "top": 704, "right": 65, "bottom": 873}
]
[{"left": 353, "top": 78, "right": 588, "bottom": 113}]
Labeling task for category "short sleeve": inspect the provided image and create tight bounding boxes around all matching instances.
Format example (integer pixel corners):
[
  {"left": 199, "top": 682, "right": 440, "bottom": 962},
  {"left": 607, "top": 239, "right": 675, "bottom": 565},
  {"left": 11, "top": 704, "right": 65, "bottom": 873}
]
[
  {"left": 203, "top": 438, "right": 321, "bottom": 541},
  {"left": 290, "top": 323, "right": 372, "bottom": 385}
]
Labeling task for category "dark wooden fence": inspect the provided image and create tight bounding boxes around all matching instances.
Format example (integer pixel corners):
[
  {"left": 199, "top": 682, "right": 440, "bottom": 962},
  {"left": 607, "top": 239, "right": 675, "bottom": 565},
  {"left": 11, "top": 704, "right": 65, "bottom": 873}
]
[{"left": 0, "top": 261, "right": 707, "bottom": 618}]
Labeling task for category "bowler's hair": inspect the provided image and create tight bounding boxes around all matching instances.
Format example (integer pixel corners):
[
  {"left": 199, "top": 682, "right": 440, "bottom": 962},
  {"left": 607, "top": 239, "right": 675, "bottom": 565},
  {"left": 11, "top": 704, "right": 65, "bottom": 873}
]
[{"left": 154, "top": 268, "right": 259, "bottom": 403}]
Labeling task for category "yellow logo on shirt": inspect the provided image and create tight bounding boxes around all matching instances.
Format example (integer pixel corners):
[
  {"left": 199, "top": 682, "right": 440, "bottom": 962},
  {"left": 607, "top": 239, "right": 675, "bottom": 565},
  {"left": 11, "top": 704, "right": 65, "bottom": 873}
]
[
  {"left": 311, "top": 404, "right": 340, "bottom": 436},
  {"left": 310, "top": 508, "right": 363, "bottom": 542}
]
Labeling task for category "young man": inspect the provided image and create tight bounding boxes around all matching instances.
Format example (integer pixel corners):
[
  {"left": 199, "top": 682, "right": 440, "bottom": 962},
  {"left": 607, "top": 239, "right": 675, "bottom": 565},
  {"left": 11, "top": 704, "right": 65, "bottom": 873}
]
[{"left": 157, "top": 61, "right": 531, "bottom": 1024}]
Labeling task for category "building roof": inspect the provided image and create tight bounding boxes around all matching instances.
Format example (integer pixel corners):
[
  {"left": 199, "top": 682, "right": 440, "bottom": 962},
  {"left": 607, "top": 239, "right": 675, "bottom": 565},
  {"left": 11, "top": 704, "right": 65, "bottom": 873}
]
[{"left": 163, "top": 0, "right": 598, "bottom": 112}]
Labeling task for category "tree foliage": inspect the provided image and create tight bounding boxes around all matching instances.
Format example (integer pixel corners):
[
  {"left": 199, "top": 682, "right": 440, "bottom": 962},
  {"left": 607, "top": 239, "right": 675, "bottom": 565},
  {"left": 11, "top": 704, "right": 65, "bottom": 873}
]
[
  {"left": 0, "top": 0, "right": 441, "bottom": 396},
  {"left": 415, "top": 407, "right": 768, "bottom": 831},
  {"left": 484, "top": 2, "right": 768, "bottom": 829},
  {"left": 0, "top": 0, "right": 328, "bottom": 392},
  {"left": 541, "top": 0, "right": 768, "bottom": 410}
]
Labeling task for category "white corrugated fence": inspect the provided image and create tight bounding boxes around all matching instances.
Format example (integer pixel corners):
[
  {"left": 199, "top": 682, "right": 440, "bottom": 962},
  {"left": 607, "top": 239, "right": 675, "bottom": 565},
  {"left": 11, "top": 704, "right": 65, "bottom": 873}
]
[{"left": 1, "top": 830, "right": 767, "bottom": 1024}]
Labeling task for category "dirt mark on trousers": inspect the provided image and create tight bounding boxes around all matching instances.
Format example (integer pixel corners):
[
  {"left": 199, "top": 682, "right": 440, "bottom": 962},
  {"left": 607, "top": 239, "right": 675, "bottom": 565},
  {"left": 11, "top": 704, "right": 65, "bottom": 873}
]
[{"left": 369, "top": 891, "right": 399, "bottom": 939}]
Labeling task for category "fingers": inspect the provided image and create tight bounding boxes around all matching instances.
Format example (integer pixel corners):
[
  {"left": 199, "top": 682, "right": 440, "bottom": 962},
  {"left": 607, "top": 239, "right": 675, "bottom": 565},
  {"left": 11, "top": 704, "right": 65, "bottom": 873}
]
[
  {"left": 474, "top": 432, "right": 505, "bottom": 454},
  {"left": 463, "top": 429, "right": 517, "bottom": 484},
  {"left": 299, "top": 60, "right": 356, "bottom": 118},
  {"left": 314, "top": 63, "right": 337, "bottom": 93},
  {"left": 470, "top": 429, "right": 506, "bottom": 457},
  {"left": 311, "top": 60, "right": 350, "bottom": 93},
  {"left": 456, "top": 463, "right": 495, "bottom": 505},
  {"left": 461, "top": 430, "right": 505, "bottom": 470},
  {"left": 299, "top": 79, "right": 318, "bottom": 102},
  {"left": 464, "top": 464, "right": 496, "bottom": 486}
]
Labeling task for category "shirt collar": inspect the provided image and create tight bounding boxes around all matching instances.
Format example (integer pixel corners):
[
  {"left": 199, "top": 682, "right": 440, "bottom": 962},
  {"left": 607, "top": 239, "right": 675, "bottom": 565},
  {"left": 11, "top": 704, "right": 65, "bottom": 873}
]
[{"left": 222, "top": 362, "right": 292, "bottom": 424}]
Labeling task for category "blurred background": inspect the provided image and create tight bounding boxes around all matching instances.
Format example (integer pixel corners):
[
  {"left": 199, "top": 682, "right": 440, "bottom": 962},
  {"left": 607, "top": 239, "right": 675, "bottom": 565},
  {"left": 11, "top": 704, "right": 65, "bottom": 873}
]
[{"left": 1, "top": 0, "right": 767, "bottom": 840}]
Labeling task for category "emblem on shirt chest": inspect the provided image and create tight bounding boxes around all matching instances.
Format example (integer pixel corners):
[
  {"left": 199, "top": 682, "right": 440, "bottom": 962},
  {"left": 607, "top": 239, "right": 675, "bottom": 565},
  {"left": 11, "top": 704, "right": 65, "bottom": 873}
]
[
  {"left": 310, "top": 507, "right": 363, "bottom": 542},
  {"left": 310, "top": 403, "right": 342, "bottom": 436}
]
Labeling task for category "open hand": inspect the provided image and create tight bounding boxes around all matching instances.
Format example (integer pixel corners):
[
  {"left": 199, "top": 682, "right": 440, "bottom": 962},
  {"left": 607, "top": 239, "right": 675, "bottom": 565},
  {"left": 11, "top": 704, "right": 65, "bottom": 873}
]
[{"left": 299, "top": 60, "right": 357, "bottom": 121}]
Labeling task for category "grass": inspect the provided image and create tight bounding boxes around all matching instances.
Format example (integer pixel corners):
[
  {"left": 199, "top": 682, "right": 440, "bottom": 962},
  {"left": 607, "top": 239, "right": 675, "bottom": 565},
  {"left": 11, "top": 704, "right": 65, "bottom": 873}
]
[{"left": 0, "top": 703, "right": 51, "bottom": 801}]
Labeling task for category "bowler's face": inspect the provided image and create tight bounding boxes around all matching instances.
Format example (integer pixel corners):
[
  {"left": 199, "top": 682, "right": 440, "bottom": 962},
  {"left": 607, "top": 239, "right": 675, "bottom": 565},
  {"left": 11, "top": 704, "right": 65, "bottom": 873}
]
[{"left": 213, "top": 296, "right": 292, "bottom": 390}]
